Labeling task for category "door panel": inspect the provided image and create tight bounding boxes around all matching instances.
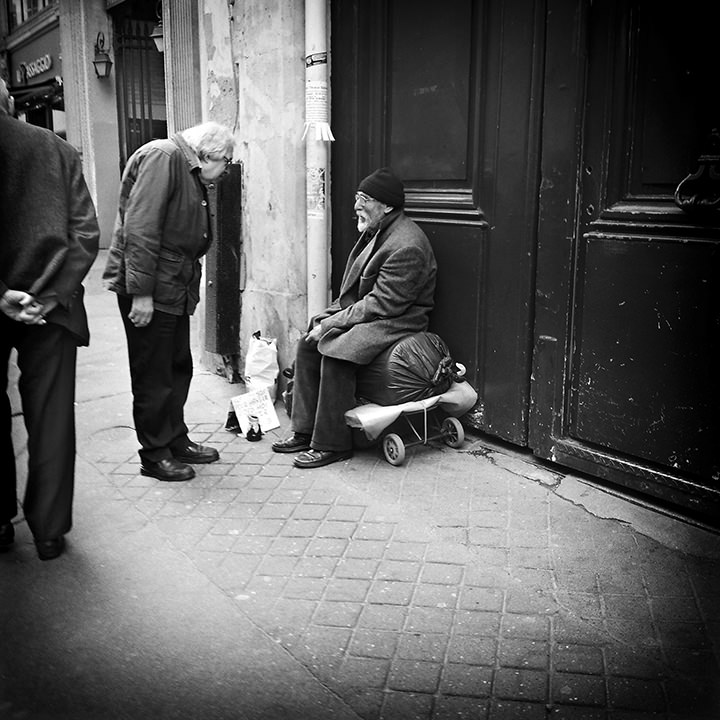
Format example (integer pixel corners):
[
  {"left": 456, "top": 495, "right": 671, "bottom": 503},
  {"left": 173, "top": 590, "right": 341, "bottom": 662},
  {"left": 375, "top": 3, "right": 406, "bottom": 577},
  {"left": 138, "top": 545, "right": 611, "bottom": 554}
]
[
  {"left": 534, "top": 0, "right": 720, "bottom": 517},
  {"left": 387, "top": 1, "right": 472, "bottom": 180},
  {"left": 331, "top": 0, "right": 543, "bottom": 443},
  {"left": 571, "top": 235, "right": 719, "bottom": 478}
]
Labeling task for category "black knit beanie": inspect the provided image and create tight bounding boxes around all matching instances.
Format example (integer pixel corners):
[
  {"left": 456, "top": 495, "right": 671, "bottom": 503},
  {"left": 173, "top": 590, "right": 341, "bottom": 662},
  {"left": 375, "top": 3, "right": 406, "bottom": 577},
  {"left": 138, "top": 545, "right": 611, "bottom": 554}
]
[{"left": 357, "top": 167, "right": 405, "bottom": 208}]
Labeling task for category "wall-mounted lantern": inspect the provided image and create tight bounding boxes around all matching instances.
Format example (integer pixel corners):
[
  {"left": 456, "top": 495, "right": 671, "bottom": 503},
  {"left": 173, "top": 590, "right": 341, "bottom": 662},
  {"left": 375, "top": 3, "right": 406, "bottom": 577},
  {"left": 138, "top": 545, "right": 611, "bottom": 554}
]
[
  {"left": 92, "top": 32, "right": 113, "bottom": 79},
  {"left": 149, "top": 2, "right": 164, "bottom": 53},
  {"left": 149, "top": 21, "right": 164, "bottom": 53}
]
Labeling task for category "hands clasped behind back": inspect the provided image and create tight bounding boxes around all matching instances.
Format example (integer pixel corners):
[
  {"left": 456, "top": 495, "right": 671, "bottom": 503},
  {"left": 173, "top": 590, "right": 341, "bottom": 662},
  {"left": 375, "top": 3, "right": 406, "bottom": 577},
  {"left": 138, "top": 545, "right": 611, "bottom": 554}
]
[{"left": 0, "top": 290, "right": 56, "bottom": 325}]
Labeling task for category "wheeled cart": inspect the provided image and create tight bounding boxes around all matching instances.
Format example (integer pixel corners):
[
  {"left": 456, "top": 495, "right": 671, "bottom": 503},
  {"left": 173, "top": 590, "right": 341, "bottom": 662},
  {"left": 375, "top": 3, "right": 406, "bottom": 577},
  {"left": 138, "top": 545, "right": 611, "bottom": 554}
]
[{"left": 345, "top": 381, "right": 477, "bottom": 466}]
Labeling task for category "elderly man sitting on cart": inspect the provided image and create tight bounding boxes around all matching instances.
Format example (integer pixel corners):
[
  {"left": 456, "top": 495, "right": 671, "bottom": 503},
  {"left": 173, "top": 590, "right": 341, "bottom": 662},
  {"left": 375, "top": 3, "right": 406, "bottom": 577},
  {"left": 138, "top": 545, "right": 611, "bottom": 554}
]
[{"left": 272, "top": 167, "right": 437, "bottom": 468}]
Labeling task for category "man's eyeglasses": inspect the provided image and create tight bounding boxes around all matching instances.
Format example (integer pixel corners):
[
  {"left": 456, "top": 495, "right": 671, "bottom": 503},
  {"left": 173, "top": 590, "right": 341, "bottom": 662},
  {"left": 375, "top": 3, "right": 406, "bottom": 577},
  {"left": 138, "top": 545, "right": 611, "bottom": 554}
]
[
  {"left": 207, "top": 154, "right": 233, "bottom": 167},
  {"left": 354, "top": 192, "right": 374, "bottom": 207}
]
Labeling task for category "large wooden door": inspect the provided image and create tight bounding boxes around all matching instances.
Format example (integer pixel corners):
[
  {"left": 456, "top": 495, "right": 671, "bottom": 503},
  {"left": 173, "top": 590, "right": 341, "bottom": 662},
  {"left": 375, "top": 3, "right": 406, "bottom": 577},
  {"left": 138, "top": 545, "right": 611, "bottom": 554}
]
[
  {"left": 331, "top": 0, "right": 719, "bottom": 519},
  {"left": 532, "top": 0, "right": 720, "bottom": 518},
  {"left": 331, "top": 0, "right": 544, "bottom": 446}
]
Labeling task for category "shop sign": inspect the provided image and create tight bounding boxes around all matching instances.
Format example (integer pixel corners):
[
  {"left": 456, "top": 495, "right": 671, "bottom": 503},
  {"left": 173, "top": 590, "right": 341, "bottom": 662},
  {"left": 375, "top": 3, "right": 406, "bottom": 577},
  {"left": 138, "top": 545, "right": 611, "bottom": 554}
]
[
  {"left": 16, "top": 54, "right": 53, "bottom": 84},
  {"left": 8, "top": 24, "right": 61, "bottom": 87}
]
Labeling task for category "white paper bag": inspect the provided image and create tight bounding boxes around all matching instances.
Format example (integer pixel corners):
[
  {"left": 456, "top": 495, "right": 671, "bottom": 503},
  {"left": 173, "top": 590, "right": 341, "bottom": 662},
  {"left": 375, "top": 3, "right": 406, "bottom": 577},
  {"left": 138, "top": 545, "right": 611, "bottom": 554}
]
[{"left": 244, "top": 331, "right": 278, "bottom": 401}]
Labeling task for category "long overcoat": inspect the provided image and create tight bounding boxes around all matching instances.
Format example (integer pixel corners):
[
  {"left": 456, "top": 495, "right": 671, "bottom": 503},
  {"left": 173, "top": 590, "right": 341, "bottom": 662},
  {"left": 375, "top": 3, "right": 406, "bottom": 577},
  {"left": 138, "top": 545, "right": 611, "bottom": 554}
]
[{"left": 315, "top": 210, "right": 437, "bottom": 365}]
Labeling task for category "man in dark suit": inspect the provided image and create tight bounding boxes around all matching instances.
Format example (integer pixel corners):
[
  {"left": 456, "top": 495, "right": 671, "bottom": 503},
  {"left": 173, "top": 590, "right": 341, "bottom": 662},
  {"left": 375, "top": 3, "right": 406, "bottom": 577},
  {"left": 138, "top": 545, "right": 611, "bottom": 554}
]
[
  {"left": 273, "top": 167, "right": 437, "bottom": 468},
  {"left": 0, "top": 78, "right": 100, "bottom": 560}
]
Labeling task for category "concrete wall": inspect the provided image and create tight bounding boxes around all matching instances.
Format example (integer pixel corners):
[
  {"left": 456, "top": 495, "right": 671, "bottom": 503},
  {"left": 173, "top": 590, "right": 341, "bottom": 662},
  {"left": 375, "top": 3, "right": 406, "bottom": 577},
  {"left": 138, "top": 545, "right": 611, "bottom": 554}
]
[
  {"left": 60, "top": 0, "right": 119, "bottom": 250},
  {"left": 200, "top": 0, "right": 309, "bottom": 379}
]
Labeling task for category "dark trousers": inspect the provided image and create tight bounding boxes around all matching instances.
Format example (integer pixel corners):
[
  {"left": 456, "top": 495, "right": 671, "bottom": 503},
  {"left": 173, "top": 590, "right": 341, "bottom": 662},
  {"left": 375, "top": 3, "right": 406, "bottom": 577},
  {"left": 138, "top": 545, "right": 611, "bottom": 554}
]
[
  {"left": 1, "top": 319, "right": 77, "bottom": 540},
  {"left": 117, "top": 296, "right": 192, "bottom": 463},
  {"left": 291, "top": 337, "right": 357, "bottom": 451}
]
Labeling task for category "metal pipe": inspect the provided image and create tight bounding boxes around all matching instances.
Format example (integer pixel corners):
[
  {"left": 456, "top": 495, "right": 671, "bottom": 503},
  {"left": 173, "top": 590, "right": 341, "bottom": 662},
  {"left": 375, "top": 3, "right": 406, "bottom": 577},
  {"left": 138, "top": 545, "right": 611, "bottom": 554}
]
[{"left": 304, "top": 0, "right": 333, "bottom": 319}]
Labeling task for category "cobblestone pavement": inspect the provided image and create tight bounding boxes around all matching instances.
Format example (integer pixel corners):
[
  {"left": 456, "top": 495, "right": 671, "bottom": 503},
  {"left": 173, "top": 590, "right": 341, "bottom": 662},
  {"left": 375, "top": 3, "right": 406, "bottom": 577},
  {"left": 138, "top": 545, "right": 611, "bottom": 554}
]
[
  {"left": 4, "top": 258, "right": 719, "bottom": 719},
  {"left": 84, "top": 412, "right": 720, "bottom": 720}
]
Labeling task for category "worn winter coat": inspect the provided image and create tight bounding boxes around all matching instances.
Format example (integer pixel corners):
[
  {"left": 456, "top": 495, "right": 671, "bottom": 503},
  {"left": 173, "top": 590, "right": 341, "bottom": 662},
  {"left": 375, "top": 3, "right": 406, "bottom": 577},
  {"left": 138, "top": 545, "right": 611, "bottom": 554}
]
[
  {"left": 315, "top": 209, "right": 437, "bottom": 364},
  {"left": 102, "top": 134, "right": 212, "bottom": 315}
]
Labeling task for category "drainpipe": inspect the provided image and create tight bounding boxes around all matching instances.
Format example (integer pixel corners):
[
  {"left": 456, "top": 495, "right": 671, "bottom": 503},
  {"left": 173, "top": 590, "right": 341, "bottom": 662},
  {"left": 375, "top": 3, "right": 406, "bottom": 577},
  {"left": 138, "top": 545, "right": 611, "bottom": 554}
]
[{"left": 304, "top": 0, "right": 334, "bottom": 319}]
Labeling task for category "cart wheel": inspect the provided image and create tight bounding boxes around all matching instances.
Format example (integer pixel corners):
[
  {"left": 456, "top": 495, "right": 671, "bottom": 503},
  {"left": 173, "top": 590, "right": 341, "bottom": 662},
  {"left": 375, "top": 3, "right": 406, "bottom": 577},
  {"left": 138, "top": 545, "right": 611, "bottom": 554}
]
[
  {"left": 383, "top": 433, "right": 406, "bottom": 466},
  {"left": 442, "top": 417, "right": 465, "bottom": 448}
]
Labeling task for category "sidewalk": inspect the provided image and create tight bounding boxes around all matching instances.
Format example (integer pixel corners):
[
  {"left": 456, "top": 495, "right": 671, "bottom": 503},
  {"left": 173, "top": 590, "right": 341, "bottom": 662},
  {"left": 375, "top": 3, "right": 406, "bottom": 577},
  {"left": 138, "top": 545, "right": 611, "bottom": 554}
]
[{"left": 2, "top": 255, "right": 719, "bottom": 720}]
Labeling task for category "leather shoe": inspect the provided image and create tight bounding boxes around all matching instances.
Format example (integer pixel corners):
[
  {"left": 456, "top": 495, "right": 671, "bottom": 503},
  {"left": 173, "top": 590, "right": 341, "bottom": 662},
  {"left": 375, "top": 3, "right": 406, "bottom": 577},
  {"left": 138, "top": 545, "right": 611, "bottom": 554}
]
[
  {"left": 36, "top": 536, "right": 65, "bottom": 561},
  {"left": 0, "top": 522, "right": 14, "bottom": 551},
  {"left": 141, "top": 457, "right": 195, "bottom": 481},
  {"left": 172, "top": 441, "right": 219, "bottom": 464},
  {"left": 272, "top": 433, "right": 312, "bottom": 453},
  {"left": 294, "top": 448, "right": 352, "bottom": 468}
]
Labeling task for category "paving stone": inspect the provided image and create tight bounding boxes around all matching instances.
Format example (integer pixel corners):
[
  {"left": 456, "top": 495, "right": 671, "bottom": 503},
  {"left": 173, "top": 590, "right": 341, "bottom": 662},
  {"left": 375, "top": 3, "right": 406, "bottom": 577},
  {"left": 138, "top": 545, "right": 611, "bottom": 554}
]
[
  {"left": 656, "top": 620, "right": 712, "bottom": 649},
  {"left": 281, "top": 518, "right": 323, "bottom": 536},
  {"left": 606, "top": 677, "right": 665, "bottom": 712},
  {"left": 460, "top": 586, "right": 505, "bottom": 612},
  {"left": 602, "top": 646, "right": 665, "bottom": 679},
  {"left": 490, "top": 699, "right": 548, "bottom": 719},
  {"left": 341, "top": 687, "right": 385, "bottom": 719},
  {"left": 454, "top": 609, "right": 502, "bottom": 637},
  {"left": 293, "top": 555, "right": 340, "bottom": 578},
  {"left": 397, "top": 632, "right": 448, "bottom": 662},
  {"left": 326, "top": 504, "right": 366, "bottom": 521},
  {"left": 413, "top": 582, "right": 459, "bottom": 609},
  {"left": 552, "top": 672, "right": 606, "bottom": 706},
  {"left": 446, "top": 635, "right": 497, "bottom": 665},
  {"left": 306, "top": 537, "right": 349, "bottom": 556},
  {"left": 256, "top": 554, "right": 298, "bottom": 575},
  {"left": 335, "top": 557, "right": 379, "bottom": 579},
  {"left": 494, "top": 667, "right": 548, "bottom": 703},
  {"left": 359, "top": 604, "right": 408, "bottom": 631},
  {"left": 380, "top": 690, "right": 434, "bottom": 720},
  {"left": 433, "top": 695, "right": 489, "bottom": 720},
  {"left": 464, "top": 566, "right": 513, "bottom": 588},
  {"left": 325, "top": 577, "right": 371, "bottom": 602},
  {"left": 335, "top": 656, "right": 390, "bottom": 688},
  {"left": 505, "top": 587, "right": 558, "bottom": 615},
  {"left": 439, "top": 663, "right": 493, "bottom": 697},
  {"left": 282, "top": 576, "right": 327, "bottom": 600},
  {"left": 498, "top": 638, "right": 549, "bottom": 670},
  {"left": 387, "top": 659, "right": 442, "bottom": 693},
  {"left": 420, "top": 562, "right": 464, "bottom": 585},
  {"left": 349, "top": 628, "right": 398, "bottom": 659},
  {"left": 367, "top": 580, "right": 415, "bottom": 606},
  {"left": 548, "top": 706, "right": 606, "bottom": 719},
  {"left": 385, "top": 540, "right": 428, "bottom": 561},
  {"left": 553, "top": 644, "right": 604, "bottom": 675},
  {"left": 377, "top": 559, "right": 422, "bottom": 582},
  {"left": 501, "top": 613, "right": 551, "bottom": 640},
  {"left": 314, "top": 600, "right": 364, "bottom": 628},
  {"left": 268, "top": 536, "right": 309, "bottom": 556},
  {"left": 553, "top": 614, "right": 608, "bottom": 646},
  {"left": 347, "top": 539, "right": 389, "bottom": 558}
]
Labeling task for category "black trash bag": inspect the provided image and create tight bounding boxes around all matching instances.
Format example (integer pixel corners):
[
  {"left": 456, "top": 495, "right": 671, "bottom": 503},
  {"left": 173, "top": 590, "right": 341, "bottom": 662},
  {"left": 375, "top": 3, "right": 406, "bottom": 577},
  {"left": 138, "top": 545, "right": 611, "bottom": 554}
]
[{"left": 356, "top": 332, "right": 461, "bottom": 406}]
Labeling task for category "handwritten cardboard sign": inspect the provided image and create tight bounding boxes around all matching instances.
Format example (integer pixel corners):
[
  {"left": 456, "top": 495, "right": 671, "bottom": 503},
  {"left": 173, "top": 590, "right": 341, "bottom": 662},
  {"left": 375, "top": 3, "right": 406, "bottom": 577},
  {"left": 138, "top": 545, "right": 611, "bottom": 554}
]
[{"left": 230, "top": 388, "right": 280, "bottom": 435}]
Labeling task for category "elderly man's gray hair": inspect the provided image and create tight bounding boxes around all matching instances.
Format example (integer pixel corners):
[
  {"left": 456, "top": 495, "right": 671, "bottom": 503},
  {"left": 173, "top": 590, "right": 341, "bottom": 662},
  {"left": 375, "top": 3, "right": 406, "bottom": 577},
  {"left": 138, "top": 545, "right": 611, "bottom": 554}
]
[{"left": 180, "top": 121, "right": 235, "bottom": 160}]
